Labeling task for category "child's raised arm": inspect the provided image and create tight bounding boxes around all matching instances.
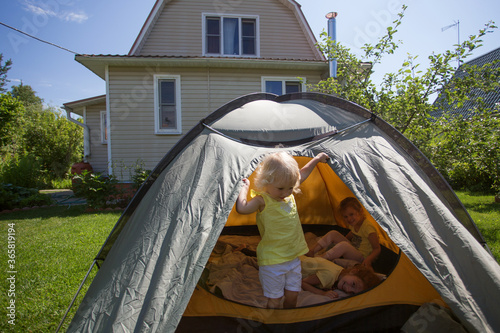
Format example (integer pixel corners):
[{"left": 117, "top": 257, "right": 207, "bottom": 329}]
[
  {"left": 235, "top": 178, "right": 264, "bottom": 214},
  {"left": 299, "top": 152, "right": 329, "bottom": 183}
]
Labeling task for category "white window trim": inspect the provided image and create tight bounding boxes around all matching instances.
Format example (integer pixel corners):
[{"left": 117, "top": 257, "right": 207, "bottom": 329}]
[
  {"left": 261, "top": 76, "right": 306, "bottom": 94},
  {"left": 202, "top": 13, "right": 260, "bottom": 57},
  {"left": 154, "top": 74, "right": 182, "bottom": 135},
  {"left": 100, "top": 110, "right": 107, "bottom": 144}
]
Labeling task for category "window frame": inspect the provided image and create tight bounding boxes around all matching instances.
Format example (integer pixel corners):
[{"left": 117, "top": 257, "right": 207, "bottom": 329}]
[
  {"left": 100, "top": 110, "right": 107, "bottom": 144},
  {"left": 202, "top": 13, "right": 260, "bottom": 57},
  {"left": 261, "top": 76, "right": 306, "bottom": 95},
  {"left": 154, "top": 74, "right": 182, "bottom": 135}
]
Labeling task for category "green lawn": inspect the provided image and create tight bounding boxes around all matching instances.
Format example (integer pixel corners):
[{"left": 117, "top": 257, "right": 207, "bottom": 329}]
[
  {"left": 455, "top": 192, "right": 500, "bottom": 262},
  {"left": 0, "top": 192, "right": 498, "bottom": 332},
  {"left": 0, "top": 206, "right": 119, "bottom": 333}
]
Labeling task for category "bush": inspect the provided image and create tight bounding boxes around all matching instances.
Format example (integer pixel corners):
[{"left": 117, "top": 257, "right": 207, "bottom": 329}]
[
  {"left": 132, "top": 166, "right": 152, "bottom": 190},
  {"left": 0, "top": 183, "right": 53, "bottom": 210},
  {"left": 72, "top": 170, "right": 120, "bottom": 209},
  {"left": 427, "top": 110, "right": 500, "bottom": 194},
  {"left": 0, "top": 154, "right": 45, "bottom": 188}
]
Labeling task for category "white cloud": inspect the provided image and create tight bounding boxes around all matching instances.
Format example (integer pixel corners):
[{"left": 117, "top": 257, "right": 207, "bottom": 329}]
[
  {"left": 38, "top": 81, "right": 53, "bottom": 88},
  {"left": 22, "top": 0, "right": 88, "bottom": 24},
  {"left": 25, "top": 3, "right": 57, "bottom": 17},
  {"left": 62, "top": 11, "right": 88, "bottom": 23}
]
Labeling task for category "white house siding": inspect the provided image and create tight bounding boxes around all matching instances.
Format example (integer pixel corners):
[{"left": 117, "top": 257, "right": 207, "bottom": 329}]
[
  {"left": 136, "top": 0, "right": 320, "bottom": 60},
  {"left": 85, "top": 103, "right": 109, "bottom": 174},
  {"left": 107, "top": 66, "right": 322, "bottom": 181}
]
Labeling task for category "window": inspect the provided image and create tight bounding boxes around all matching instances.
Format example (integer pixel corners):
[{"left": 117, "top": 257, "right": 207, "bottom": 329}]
[
  {"left": 154, "top": 75, "right": 182, "bottom": 134},
  {"left": 204, "top": 14, "right": 258, "bottom": 56},
  {"left": 100, "top": 110, "right": 107, "bottom": 144},
  {"left": 262, "top": 77, "right": 305, "bottom": 95}
]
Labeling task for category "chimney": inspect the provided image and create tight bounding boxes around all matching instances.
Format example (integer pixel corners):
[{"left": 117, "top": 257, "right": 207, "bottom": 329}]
[{"left": 326, "top": 12, "right": 338, "bottom": 78}]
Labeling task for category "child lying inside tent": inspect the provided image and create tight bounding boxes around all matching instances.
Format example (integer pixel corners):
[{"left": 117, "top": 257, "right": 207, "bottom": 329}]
[
  {"left": 300, "top": 256, "right": 381, "bottom": 299},
  {"left": 306, "top": 197, "right": 381, "bottom": 268},
  {"left": 202, "top": 233, "right": 383, "bottom": 308}
]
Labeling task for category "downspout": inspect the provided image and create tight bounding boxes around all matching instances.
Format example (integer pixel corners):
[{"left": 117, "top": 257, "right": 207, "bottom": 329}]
[
  {"left": 64, "top": 106, "right": 91, "bottom": 162},
  {"left": 326, "top": 12, "right": 338, "bottom": 78}
]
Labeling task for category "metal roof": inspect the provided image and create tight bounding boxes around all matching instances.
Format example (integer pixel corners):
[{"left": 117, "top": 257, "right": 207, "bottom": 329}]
[{"left": 432, "top": 47, "right": 500, "bottom": 119}]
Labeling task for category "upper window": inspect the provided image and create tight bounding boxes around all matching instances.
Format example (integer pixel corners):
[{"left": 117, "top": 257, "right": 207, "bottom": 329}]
[
  {"left": 203, "top": 14, "right": 259, "bottom": 56},
  {"left": 262, "top": 77, "right": 305, "bottom": 95},
  {"left": 154, "top": 75, "right": 182, "bottom": 135}
]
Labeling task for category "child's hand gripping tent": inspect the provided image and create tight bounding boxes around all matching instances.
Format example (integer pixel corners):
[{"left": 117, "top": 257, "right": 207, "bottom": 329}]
[{"left": 62, "top": 93, "right": 500, "bottom": 333}]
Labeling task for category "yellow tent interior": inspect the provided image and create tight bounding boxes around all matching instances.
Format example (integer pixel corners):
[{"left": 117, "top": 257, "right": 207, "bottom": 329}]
[{"left": 178, "top": 156, "right": 446, "bottom": 332}]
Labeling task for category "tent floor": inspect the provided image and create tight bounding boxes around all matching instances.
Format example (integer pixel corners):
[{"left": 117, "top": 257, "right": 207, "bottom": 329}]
[{"left": 177, "top": 304, "right": 419, "bottom": 333}]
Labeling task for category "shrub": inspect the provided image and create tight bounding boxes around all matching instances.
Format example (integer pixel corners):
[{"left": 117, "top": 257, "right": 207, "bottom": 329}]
[
  {"left": 132, "top": 166, "right": 152, "bottom": 191},
  {"left": 72, "top": 166, "right": 152, "bottom": 210},
  {"left": 0, "top": 183, "right": 53, "bottom": 210},
  {"left": 72, "top": 170, "right": 120, "bottom": 209},
  {"left": 0, "top": 154, "right": 45, "bottom": 188}
]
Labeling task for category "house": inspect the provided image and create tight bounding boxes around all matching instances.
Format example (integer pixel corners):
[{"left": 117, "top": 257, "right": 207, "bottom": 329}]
[
  {"left": 63, "top": 0, "right": 329, "bottom": 181},
  {"left": 431, "top": 46, "right": 500, "bottom": 119}
]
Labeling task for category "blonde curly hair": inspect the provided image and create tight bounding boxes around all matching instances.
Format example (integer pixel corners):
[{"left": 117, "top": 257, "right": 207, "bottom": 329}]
[{"left": 253, "top": 152, "right": 301, "bottom": 193}]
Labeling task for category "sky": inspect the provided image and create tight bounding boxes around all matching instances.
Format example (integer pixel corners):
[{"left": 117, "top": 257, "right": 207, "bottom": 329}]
[{"left": 0, "top": 0, "right": 499, "bottom": 109}]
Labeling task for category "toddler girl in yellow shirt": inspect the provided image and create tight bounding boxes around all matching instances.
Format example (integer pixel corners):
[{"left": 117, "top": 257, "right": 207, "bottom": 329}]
[{"left": 236, "top": 151, "right": 329, "bottom": 309}]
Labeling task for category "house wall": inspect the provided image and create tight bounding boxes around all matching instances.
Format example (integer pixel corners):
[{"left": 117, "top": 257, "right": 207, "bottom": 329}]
[
  {"left": 85, "top": 102, "right": 109, "bottom": 174},
  {"left": 136, "top": 0, "right": 319, "bottom": 60},
  {"left": 106, "top": 66, "right": 323, "bottom": 180}
]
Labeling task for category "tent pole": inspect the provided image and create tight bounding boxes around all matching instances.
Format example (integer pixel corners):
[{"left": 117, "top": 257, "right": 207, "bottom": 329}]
[{"left": 56, "top": 259, "right": 98, "bottom": 333}]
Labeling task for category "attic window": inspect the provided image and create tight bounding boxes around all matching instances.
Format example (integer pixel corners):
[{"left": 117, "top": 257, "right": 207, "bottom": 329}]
[
  {"left": 154, "top": 75, "right": 182, "bottom": 135},
  {"left": 204, "top": 14, "right": 259, "bottom": 56}
]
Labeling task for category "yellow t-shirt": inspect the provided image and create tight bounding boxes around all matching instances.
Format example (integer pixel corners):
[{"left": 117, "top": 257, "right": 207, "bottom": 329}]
[
  {"left": 300, "top": 256, "right": 343, "bottom": 289},
  {"left": 251, "top": 190, "right": 309, "bottom": 266},
  {"left": 349, "top": 220, "right": 378, "bottom": 258}
]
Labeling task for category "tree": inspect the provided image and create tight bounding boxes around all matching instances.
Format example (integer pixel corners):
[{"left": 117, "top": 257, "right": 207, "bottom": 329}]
[
  {"left": 0, "top": 53, "right": 12, "bottom": 93},
  {"left": 11, "top": 82, "right": 43, "bottom": 107},
  {"left": 0, "top": 93, "right": 25, "bottom": 149},
  {"left": 1, "top": 82, "right": 83, "bottom": 186},
  {"left": 309, "top": 5, "right": 500, "bottom": 193},
  {"left": 23, "top": 106, "right": 83, "bottom": 179}
]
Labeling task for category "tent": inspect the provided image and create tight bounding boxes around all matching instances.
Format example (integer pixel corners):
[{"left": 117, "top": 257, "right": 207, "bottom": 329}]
[{"left": 62, "top": 92, "right": 500, "bottom": 333}]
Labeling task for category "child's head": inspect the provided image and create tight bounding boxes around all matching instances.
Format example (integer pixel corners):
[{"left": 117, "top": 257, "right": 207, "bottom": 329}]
[
  {"left": 336, "top": 264, "right": 381, "bottom": 294},
  {"left": 254, "top": 152, "right": 300, "bottom": 196},
  {"left": 339, "top": 197, "right": 366, "bottom": 225}
]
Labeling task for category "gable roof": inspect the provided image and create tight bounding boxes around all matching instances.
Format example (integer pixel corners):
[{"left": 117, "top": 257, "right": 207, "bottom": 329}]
[
  {"left": 128, "top": 0, "right": 325, "bottom": 60},
  {"left": 432, "top": 47, "right": 500, "bottom": 118}
]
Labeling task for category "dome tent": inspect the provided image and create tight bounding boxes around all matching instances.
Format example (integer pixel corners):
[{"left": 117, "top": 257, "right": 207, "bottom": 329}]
[{"left": 63, "top": 93, "right": 500, "bottom": 333}]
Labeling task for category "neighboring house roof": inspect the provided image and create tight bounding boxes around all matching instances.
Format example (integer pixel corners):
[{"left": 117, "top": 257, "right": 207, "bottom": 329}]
[
  {"left": 63, "top": 94, "right": 106, "bottom": 116},
  {"left": 63, "top": 94, "right": 106, "bottom": 107},
  {"left": 432, "top": 46, "right": 500, "bottom": 119}
]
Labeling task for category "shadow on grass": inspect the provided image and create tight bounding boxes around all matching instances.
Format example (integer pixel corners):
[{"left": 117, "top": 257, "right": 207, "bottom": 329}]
[
  {"left": 461, "top": 201, "right": 500, "bottom": 214},
  {"left": 0, "top": 205, "right": 122, "bottom": 221},
  {"left": 456, "top": 191, "right": 500, "bottom": 214}
]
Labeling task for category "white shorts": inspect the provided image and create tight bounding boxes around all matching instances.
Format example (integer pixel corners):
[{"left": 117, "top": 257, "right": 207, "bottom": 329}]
[{"left": 259, "top": 257, "right": 302, "bottom": 299}]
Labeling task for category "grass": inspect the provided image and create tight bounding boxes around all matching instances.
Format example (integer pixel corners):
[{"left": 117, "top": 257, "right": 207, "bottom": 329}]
[
  {"left": 0, "top": 206, "right": 119, "bottom": 333},
  {"left": 455, "top": 191, "right": 500, "bottom": 262},
  {"left": 0, "top": 191, "right": 498, "bottom": 332}
]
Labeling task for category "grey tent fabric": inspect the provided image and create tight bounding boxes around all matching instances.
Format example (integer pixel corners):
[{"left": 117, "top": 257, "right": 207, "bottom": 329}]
[
  {"left": 67, "top": 93, "right": 500, "bottom": 333},
  {"left": 316, "top": 127, "right": 500, "bottom": 333},
  {"left": 69, "top": 133, "right": 259, "bottom": 332}
]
